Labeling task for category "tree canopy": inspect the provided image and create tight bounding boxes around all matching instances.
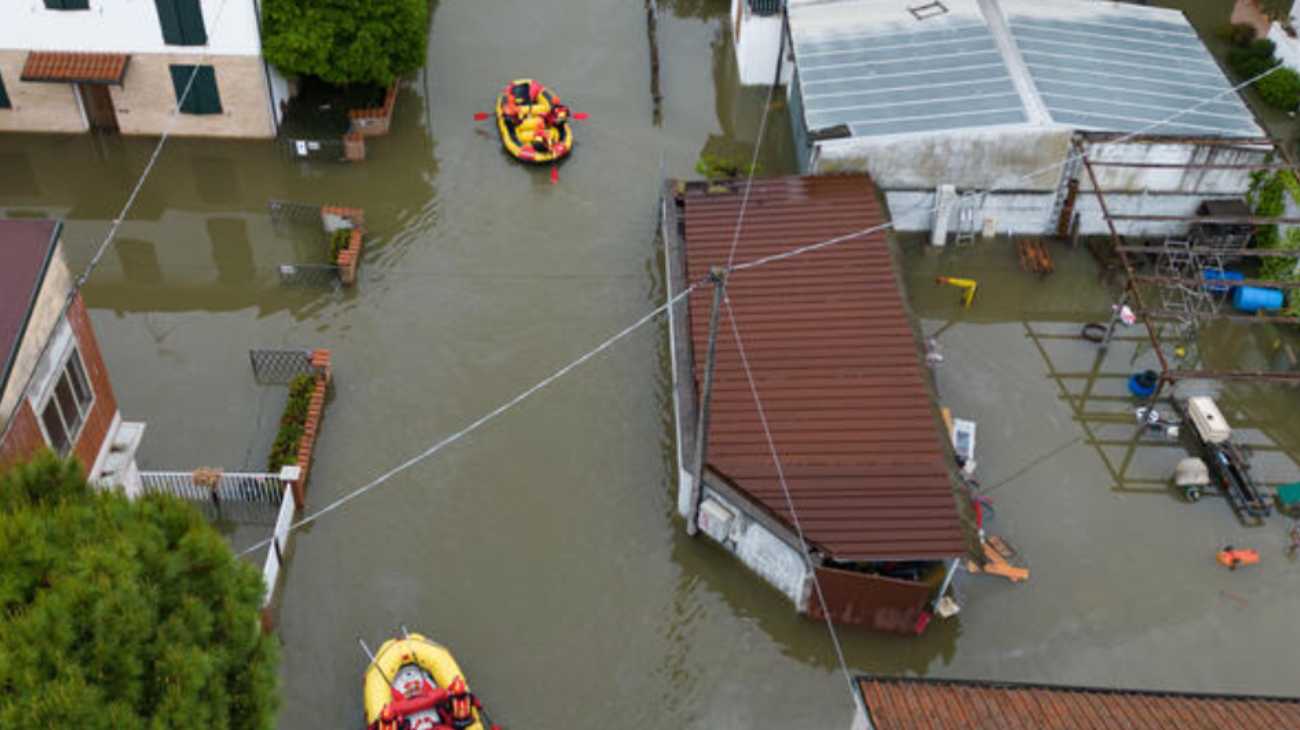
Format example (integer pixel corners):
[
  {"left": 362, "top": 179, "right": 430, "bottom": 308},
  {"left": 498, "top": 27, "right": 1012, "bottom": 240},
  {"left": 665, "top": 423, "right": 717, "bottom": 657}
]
[
  {"left": 0, "top": 453, "right": 279, "bottom": 728},
  {"left": 261, "top": 0, "right": 430, "bottom": 87}
]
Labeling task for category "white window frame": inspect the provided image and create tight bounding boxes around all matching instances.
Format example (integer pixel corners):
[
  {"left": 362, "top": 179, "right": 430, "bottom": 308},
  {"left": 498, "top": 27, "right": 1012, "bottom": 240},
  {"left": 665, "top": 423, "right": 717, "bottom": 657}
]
[{"left": 27, "top": 320, "right": 95, "bottom": 458}]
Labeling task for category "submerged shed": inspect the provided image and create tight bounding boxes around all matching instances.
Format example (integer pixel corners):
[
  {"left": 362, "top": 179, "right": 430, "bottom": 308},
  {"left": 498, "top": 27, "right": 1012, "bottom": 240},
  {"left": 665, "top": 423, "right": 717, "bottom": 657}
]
[{"left": 663, "top": 175, "right": 966, "bottom": 633}]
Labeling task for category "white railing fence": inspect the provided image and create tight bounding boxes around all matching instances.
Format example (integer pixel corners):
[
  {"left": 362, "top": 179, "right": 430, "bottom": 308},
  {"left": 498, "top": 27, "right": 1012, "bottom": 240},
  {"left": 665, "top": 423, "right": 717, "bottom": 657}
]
[
  {"left": 139, "top": 471, "right": 286, "bottom": 524},
  {"left": 261, "top": 488, "right": 299, "bottom": 608}
]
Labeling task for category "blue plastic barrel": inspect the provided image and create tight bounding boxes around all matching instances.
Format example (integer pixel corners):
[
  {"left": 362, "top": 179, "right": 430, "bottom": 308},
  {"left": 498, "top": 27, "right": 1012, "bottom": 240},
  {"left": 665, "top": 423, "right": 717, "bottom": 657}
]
[
  {"left": 1232, "top": 285, "right": 1284, "bottom": 313},
  {"left": 1203, "top": 268, "right": 1244, "bottom": 294}
]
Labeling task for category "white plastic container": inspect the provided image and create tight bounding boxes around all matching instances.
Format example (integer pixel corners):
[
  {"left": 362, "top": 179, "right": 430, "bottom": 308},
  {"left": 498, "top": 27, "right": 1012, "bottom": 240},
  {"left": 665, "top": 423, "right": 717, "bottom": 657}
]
[{"left": 1187, "top": 396, "right": 1231, "bottom": 444}]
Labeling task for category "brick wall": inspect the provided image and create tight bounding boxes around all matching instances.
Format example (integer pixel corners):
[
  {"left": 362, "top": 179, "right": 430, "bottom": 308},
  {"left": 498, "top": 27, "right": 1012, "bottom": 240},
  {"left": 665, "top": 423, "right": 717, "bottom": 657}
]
[
  {"left": 0, "top": 401, "right": 46, "bottom": 472},
  {"left": 110, "top": 53, "right": 275, "bottom": 138},
  {"left": 0, "top": 50, "right": 87, "bottom": 135},
  {"left": 289, "top": 349, "right": 331, "bottom": 507},
  {"left": 66, "top": 295, "right": 118, "bottom": 472}
]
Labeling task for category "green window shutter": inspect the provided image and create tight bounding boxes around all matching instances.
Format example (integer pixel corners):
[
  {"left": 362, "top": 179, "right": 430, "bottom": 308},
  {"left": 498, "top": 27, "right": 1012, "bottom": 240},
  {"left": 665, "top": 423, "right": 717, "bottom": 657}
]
[
  {"left": 176, "top": 0, "right": 207, "bottom": 45},
  {"left": 169, "top": 65, "right": 221, "bottom": 115},
  {"left": 154, "top": 0, "right": 183, "bottom": 44},
  {"left": 157, "top": 0, "right": 207, "bottom": 45},
  {"left": 0, "top": 72, "right": 10, "bottom": 109},
  {"left": 62, "top": 0, "right": 90, "bottom": 8}
]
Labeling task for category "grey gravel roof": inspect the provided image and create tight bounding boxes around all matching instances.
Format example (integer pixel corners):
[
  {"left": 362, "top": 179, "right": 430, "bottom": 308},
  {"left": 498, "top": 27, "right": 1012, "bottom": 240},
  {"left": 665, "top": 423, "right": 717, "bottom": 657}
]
[{"left": 787, "top": 0, "right": 1262, "bottom": 140}]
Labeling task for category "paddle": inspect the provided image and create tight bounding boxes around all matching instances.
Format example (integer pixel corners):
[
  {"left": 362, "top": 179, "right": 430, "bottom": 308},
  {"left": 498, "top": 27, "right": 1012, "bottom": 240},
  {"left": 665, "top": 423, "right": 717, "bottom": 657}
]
[
  {"left": 473, "top": 111, "right": 588, "bottom": 122},
  {"left": 550, "top": 165, "right": 559, "bottom": 184}
]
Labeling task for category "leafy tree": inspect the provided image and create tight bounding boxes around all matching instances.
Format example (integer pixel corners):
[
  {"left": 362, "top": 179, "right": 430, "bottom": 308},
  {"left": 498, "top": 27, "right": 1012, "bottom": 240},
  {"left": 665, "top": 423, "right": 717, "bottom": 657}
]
[
  {"left": 1257, "top": 66, "right": 1300, "bottom": 109},
  {"left": 261, "top": 0, "right": 430, "bottom": 87},
  {"left": 1259, "top": 0, "right": 1295, "bottom": 21},
  {"left": 1228, "top": 38, "right": 1277, "bottom": 80},
  {"left": 0, "top": 453, "right": 279, "bottom": 729}
]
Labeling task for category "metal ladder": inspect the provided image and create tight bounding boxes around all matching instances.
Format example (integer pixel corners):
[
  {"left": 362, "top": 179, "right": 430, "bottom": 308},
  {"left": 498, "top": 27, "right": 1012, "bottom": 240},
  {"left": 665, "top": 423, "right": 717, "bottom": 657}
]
[
  {"left": 954, "top": 192, "right": 982, "bottom": 246},
  {"left": 1046, "top": 152, "right": 1083, "bottom": 236}
]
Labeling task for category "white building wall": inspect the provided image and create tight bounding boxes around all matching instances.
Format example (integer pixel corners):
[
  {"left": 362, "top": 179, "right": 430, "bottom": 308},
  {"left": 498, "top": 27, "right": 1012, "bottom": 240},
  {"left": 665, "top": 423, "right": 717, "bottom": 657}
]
[
  {"left": 731, "top": 0, "right": 792, "bottom": 87},
  {"left": 1, "top": 0, "right": 262, "bottom": 56}
]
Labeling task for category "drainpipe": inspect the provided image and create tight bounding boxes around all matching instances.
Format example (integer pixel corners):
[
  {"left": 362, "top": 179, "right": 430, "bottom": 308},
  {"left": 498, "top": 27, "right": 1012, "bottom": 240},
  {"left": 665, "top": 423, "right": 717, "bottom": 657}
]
[
  {"left": 686, "top": 266, "right": 727, "bottom": 536},
  {"left": 250, "top": 0, "right": 280, "bottom": 137}
]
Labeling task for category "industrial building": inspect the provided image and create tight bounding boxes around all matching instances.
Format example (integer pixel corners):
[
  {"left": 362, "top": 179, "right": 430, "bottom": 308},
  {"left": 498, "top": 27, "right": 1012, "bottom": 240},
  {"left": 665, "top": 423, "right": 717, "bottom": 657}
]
[{"left": 732, "top": 0, "right": 1274, "bottom": 239}]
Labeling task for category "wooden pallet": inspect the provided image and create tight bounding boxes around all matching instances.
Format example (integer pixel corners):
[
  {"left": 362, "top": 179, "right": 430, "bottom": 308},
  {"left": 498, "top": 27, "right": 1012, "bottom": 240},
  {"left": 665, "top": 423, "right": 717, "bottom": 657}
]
[{"left": 1017, "top": 239, "right": 1055, "bottom": 275}]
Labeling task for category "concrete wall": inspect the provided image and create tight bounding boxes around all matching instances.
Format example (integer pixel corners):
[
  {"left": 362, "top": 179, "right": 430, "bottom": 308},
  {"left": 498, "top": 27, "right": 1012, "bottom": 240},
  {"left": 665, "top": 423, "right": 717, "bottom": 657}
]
[
  {"left": 812, "top": 125, "right": 1073, "bottom": 190},
  {"left": 1082, "top": 141, "right": 1270, "bottom": 194},
  {"left": 889, "top": 189, "right": 1251, "bottom": 237},
  {"left": 0, "top": 50, "right": 87, "bottom": 133},
  {"left": 1, "top": 0, "right": 262, "bottom": 55}
]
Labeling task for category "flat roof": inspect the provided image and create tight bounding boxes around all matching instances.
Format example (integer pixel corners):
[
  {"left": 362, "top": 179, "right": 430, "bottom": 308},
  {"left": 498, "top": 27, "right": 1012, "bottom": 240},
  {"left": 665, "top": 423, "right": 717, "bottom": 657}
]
[
  {"left": 788, "top": 0, "right": 1262, "bottom": 140},
  {"left": 857, "top": 676, "right": 1300, "bottom": 729},
  {"left": 0, "top": 219, "right": 60, "bottom": 398},
  {"left": 681, "top": 176, "right": 965, "bottom": 561}
]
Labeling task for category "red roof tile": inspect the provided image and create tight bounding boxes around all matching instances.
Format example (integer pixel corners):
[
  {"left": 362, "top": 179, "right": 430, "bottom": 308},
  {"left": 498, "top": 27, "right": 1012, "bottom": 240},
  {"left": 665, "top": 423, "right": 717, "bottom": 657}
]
[
  {"left": 858, "top": 676, "right": 1300, "bottom": 729},
  {"left": 681, "top": 176, "right": 964, "bottom": 561},
  {"left": 21, "top": 52, "right": 130, "bottom": 84}
]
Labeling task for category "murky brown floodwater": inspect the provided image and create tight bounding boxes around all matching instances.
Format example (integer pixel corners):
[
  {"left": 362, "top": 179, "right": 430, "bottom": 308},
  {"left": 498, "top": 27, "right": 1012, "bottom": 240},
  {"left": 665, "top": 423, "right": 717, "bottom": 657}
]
[{"left": 3, "top": 0, "right": 1298, "bottom": 727}]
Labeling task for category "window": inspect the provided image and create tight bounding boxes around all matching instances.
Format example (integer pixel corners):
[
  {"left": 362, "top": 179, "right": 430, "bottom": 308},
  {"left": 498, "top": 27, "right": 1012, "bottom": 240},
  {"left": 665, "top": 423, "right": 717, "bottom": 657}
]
[
  {"left": 36, "top": 346, "right": 94, "bottom": 457},
  {"left": 45, "top": 0, "right": 91, "bottom": 9},
  {"left": 169, "top": 65, "right": 222, "bottom": 115},
  {"left": 155, "top": 0, "right": 207, "bottom": 46},
  {"left": 0, "top": 71, "right": 10, "bottom": 109}
]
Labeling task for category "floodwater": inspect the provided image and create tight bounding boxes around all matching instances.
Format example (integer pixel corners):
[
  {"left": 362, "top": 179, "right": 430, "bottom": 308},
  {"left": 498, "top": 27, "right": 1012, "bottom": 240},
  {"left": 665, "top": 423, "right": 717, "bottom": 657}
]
[{"left": 2, "top": 0, "right": 1298, "bottom": 728}]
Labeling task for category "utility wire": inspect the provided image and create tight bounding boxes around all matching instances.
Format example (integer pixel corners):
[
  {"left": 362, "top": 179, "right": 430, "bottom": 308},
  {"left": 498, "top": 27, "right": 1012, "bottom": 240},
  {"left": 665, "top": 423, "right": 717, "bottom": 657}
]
[
  {"left": 0, "top": 0, "right": 239, "bottom": 445},
  {"left": 722, "top": 293, "right": 862, "bottom": 714},
  {"left": 238, "top": 282, "right": 699, "bottom": 556}
]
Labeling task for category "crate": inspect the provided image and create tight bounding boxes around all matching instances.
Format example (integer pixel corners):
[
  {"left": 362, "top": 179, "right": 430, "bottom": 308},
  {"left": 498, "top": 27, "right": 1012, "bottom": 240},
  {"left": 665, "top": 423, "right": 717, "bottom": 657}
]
[{"left": 1186, "top": 396, "right": 1231, "bottom": 444}]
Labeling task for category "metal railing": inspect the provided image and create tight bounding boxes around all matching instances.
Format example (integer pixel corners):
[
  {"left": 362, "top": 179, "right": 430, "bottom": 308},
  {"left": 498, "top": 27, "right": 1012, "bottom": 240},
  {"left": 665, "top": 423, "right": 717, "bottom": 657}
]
[
  {"left": 249, "top": 349, "right": 321, "bottom": 384},
  {"left": 749, "top": 0, "right": 782, "bottom": 16},
  {"left": 140, "top": 471, "right": 286, "bottom": 506}
]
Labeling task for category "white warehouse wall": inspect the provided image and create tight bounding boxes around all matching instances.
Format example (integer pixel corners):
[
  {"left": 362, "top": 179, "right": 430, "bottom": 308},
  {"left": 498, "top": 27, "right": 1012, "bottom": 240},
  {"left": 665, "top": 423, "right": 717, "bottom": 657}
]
[{"left": 1, "top": 0, "right": 262, "bottom": 56}]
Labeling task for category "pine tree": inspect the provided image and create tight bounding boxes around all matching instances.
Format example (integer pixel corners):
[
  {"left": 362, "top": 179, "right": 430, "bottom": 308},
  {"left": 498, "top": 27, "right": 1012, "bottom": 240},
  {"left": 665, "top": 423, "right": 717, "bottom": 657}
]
[{"left": 0, "top": 453, "right": 279, "bottom": 729}]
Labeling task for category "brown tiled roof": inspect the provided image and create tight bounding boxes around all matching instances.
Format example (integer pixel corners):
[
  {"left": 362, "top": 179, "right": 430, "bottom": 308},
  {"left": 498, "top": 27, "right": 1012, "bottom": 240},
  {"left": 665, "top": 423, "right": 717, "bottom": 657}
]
[
  {"left": 858, "top": 676, "right": 1300, "bottom": 729},
  {"left": 22, "top": 52, "right": 130, "bottom": 84},
  {"left": 0, "top": 220, "right": 61, "bottom": 399},
  {"left": 681, "top": 176, "right": 964, "bottom": 561}
]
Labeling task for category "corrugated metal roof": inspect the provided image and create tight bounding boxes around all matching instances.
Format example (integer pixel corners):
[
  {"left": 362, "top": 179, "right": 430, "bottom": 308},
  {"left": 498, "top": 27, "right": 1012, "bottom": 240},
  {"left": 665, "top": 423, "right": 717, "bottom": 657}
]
[
  {"left": 787, "top": 0, "right": 1261, "bottom": 140},
  {"left": 681, "top": 176, "right": 965, "bottom": 561},
  {"left": 790, "top": 0, "right": 1030, "bottom": 138},
  {"left": 1003, "top": 0, "right": 1262, "bottom": 137},
  {"left": 858, "top": 676, "right": 1300, "bottom": 729},
  {"left": 21, "top": 51, "right": 130, "bottom": 85},
  {"left": 0, "top": 220, "right": 60, "bottom": 399}
]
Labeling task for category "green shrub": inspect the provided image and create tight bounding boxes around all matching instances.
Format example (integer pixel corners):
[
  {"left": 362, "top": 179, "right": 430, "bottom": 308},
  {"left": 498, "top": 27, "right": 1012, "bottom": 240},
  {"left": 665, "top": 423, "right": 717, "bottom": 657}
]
[
  {"left": 696, "top": 153, "right": 761, "bottom": 181},
  {"left": 261, "top": 0, "right": 430, "bottom": 87},
  {"left": 1257, "top": 67, "right": 1300, "bottom": 109},
  {"left": 1228, "top": 39, "right": 1278, "bottom": 80},
  {"left": 267, "top": 374, "right": 318, "bottom": 471},
  {"left": 329, "top": 227, "right": 352, "bottom": 264},
  {"left": 0, "top": 453, "right": 279, "bottom": 728}
]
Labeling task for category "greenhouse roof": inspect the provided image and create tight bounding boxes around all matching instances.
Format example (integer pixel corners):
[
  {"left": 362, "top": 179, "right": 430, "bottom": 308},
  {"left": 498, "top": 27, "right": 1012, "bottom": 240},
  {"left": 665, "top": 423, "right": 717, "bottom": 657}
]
[{"left": 788, "top": 0, "right": 1263, "bottom": 140}]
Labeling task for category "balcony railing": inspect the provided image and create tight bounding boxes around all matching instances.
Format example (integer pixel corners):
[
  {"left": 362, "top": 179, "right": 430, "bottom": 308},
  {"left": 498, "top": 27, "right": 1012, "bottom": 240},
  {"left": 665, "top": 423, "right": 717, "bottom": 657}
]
[{"left": 749, "top": 0, "right": 782, "bottom": 16}]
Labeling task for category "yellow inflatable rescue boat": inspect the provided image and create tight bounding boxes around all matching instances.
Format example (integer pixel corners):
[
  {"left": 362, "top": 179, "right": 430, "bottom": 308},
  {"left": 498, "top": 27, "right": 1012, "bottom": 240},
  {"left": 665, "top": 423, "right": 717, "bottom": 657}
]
[
  {"left": 364, "top": 632, "right": 496, "bottom": 730},
  {"left": 495, "top": 78, "right": 574, "bottom": 164}
]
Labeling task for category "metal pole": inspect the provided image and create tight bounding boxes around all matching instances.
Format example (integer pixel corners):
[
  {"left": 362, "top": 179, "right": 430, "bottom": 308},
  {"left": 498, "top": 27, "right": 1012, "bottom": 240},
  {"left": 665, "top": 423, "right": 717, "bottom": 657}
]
[
  {"left": 687, "top": 266, "right": 727, "bottom": 536},
  {"left": 358, "top": 638, "right": 398, "bottom": 692}
]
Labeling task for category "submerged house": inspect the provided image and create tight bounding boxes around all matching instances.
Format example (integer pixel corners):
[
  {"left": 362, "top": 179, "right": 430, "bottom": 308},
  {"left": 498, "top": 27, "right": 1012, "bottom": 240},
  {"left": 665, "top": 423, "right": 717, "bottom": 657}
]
[
  {"left": 733, "top": 0, "right": 1274, "bottom": 239},
  {"left": 0, "top": 219, "right": 144, "bottom": 491},
  {"left": 662, "top": 175, "right": 967, "bottom": 633},
  {"left": 0, "top": 0, "right": 288, "bottom": 137},
  {"left": 851, "top": 675, "right": 1300, "bottom": 729}
]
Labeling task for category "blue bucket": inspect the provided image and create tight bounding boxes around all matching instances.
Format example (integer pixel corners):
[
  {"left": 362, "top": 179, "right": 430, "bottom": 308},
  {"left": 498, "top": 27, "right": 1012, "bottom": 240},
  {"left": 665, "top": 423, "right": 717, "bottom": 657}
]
[
  {"left": 1128, "top": 369, "right": 1159, "bottom": 399},
  {"left": 1232, "top": 285, "right": 1284, "bottom": 313}
]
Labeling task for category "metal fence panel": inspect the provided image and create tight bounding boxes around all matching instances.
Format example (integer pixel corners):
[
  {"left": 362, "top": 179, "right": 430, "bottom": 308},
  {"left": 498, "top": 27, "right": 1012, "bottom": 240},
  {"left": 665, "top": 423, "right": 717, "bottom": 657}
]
[
  {"left": 249, "top": 349, "right": 319, "bottom": 384},
  {"left": 139, "top": 471, "right": 286, "bottom": 524},
  {"left": 277, "top": 263, "right": 340, "bottom": 288},
  {"left": 269, "top": 199, "right": 325, "bottom": 226}
]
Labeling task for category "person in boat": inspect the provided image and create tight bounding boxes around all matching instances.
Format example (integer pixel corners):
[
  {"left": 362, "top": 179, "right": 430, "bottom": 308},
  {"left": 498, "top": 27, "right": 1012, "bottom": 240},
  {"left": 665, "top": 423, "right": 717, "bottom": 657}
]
[
  {"left": 543, "top": 103, "right": 570, "bottom": 129},
  {"left": 437, "top": 676, "right": 481, "bottom": 730}
]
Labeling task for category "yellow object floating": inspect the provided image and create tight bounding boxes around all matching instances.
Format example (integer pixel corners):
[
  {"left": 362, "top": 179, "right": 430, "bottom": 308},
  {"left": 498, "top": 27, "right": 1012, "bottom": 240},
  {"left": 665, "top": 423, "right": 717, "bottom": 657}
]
[
  {"left": 363, "top": 633, "right": 486, "bottom": 730},
  {"left": 496, "top": 78, "right": 574, "bottom": 164},
  {"left": 936, "top": 276, "right": 978, "bottom": 308}
]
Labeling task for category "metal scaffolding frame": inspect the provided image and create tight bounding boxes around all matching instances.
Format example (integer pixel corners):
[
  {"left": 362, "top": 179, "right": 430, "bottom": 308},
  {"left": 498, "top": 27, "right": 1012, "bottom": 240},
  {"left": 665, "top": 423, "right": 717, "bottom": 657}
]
[{"left": 1073, "top": 137, "right": 1300, "bottom": 393}]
